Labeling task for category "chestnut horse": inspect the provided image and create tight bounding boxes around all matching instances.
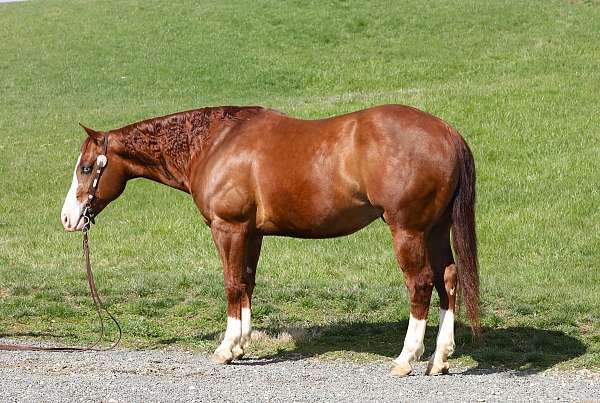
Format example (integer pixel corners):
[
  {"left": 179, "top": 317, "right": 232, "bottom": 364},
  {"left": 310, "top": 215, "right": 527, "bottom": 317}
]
[{"left": 61, "top": 105, "right": 479, "bottom": 376}]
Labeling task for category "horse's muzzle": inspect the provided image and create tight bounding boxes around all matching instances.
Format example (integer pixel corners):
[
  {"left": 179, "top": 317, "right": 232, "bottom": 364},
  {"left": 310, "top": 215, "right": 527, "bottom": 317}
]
[{"left": 61, "top": 208, "right": 85, "bottom": 231}]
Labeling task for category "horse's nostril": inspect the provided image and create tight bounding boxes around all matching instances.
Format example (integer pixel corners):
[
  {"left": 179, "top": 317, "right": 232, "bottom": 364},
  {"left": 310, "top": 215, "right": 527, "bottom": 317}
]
[{"left": 61, "top": 214, "right": 69, "bottom": 227}]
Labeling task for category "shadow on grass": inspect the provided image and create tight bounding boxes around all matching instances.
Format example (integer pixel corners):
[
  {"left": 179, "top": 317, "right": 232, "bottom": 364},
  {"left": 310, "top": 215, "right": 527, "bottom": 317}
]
[{"left": 231, "top": 320, "right": 586, "bottom": 373}]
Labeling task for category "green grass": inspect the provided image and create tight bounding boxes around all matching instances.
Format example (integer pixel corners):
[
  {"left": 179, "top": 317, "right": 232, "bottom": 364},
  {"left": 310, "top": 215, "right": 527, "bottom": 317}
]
[{"left": 1, "top": 0, "right": 599, "bottom": 372}]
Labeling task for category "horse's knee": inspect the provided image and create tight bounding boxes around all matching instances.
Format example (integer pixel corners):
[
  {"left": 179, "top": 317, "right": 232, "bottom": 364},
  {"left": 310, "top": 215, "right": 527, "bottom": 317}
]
[
  {"left": 406, "top": 272, "right": 434, "bottom": 318},
  {"left": 224, "top": 284, "right": 244, "bottom": 300},
  {"left": 391, "top": 228, "right": 426, "bottom": 267},
  {"left": 224, "top": 284, "right": 245, "bottom": 317}
]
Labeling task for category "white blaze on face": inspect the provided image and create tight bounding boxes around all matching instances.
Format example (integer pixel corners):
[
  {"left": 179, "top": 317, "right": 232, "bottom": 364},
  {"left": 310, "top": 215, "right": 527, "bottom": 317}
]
[
  {"left": 61, "top": 154, "right": 84, "bottom": 231},
  {"left": 394, "top": 314, "right": 427, "bottom": 366}
]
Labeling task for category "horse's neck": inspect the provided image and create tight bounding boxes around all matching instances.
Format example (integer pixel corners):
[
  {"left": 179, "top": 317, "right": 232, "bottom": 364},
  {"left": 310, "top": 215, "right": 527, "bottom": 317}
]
[
  {"left": 117, "top": 107, "right": 265, "bottom": 193},
  {"left": 127, "top": 148, "right": 192, "bottom": 192},
  {"left": 118, "top": 124, "right": 204, "bottom": 193}
]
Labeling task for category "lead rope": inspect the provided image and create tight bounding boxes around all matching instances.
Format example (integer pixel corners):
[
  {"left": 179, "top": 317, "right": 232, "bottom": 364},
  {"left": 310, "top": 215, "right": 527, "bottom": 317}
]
[
  {"left": 82, "top": 220, "right": 122, "bottom": 351},
  {"left": 0, "top": 226, "right": 121, "bottom": 352},
  {"left": 0, "top": 223, "right": 122, "bottom": 352}
]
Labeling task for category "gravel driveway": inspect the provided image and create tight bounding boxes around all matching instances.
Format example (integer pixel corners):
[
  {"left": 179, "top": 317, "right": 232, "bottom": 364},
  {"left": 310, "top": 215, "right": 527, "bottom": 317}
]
[{"left": 1, "top": 346, "right": 599, "bottom": 402}]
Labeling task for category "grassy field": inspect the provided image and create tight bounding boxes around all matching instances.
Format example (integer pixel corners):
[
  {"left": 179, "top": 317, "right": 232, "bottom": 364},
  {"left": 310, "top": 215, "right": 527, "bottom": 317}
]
[{"left": 1, "top": 0, "right": 599, "bottom": 371}]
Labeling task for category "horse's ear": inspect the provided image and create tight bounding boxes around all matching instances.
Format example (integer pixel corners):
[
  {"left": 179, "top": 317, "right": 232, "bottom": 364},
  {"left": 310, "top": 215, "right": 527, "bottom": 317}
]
[{"left": 79, "top": 123, "right": 103, "bottom": 142}]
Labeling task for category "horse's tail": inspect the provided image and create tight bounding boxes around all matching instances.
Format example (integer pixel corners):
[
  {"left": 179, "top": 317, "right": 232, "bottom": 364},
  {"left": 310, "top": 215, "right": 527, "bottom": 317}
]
[{"left": 449, "top": 127, "right": 481, "bottom": 337}]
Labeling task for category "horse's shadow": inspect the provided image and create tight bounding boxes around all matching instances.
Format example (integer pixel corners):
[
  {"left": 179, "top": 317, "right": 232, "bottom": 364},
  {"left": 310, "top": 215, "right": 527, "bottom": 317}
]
[
  {"left": 223, "top": 320, "right": 586, "bottom": 373},
  {"left": 3, "top": 324, "right": 584, "bottom": 374}
]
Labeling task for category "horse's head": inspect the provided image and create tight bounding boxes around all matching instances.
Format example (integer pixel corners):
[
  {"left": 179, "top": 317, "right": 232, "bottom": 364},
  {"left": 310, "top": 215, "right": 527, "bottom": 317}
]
[{"left": 61, "top": 125, "right": 128, "bottom": 231}]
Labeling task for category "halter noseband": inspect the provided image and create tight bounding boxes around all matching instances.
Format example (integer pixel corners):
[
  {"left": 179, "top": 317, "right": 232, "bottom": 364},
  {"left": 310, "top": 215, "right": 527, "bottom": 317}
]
[{"left": 80, "top": 132, "right": 109, "bottom": 231}]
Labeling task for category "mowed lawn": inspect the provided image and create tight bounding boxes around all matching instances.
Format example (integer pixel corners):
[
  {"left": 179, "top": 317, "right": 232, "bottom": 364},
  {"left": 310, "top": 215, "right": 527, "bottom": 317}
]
[{"left": 0, "top": 0, "right": 599, "bottom": 371}]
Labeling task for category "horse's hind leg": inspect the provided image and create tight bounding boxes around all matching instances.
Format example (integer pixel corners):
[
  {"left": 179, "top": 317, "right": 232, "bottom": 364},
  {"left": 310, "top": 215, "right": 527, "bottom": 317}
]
[
  {"left": 389, "top": 226, "right": 434, "bottom": 377},
  {"left": 426, "top": 218, "right": 457, "bottom": 375}
]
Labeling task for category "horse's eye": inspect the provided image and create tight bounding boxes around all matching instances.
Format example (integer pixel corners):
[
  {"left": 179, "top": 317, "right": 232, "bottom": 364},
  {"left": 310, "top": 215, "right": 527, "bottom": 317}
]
[{"left": 81, "top": 166, "right": 92, "bottom": 175}]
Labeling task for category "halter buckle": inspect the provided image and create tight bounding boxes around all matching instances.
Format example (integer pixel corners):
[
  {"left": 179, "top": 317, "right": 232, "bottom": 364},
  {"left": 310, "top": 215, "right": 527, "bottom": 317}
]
[{"left": 81, "top": 205, "right": 96, "bottom": 232}]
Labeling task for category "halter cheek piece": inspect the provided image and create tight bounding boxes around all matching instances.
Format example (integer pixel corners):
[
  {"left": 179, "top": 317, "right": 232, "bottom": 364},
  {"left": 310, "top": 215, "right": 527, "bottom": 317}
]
[{"left": 80, "top": 132, "right": 109, "bottom": 231}]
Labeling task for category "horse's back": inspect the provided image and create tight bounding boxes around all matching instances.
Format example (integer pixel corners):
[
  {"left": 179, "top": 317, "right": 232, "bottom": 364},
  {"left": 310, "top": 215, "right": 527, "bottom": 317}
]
[{"left": 264, "top": 105, "right": 460, "bottom": 223}]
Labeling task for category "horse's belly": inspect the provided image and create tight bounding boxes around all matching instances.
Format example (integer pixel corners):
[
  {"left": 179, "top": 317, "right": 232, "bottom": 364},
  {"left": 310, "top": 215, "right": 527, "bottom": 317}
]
[{"left": 256, "top": 202, "right": 382, "bottom": 238}]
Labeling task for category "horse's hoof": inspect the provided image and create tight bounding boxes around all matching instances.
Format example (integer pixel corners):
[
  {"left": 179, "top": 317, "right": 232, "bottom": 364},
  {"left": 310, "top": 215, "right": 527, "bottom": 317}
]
[
  {"left": 390, "top": 362, "right": 412, "bottom": 377},
  {"left": 232, "top": 346, "right": 245, "bottom": 360},
  {"left": 425, "top": 359, "right": 449, "bottom": 376},
  {"left": 211, "top": 351, "right": 233, "bottom": 365}
]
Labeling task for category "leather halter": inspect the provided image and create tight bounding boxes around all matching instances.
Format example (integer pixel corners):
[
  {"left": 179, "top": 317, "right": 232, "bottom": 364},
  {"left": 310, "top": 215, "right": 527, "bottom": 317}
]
[{"left": 79, "top": 132, "right": 110, "bottom": 230}]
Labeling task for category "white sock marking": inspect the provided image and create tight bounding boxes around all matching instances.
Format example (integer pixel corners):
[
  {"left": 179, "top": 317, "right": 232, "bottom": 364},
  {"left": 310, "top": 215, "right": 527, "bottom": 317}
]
[
  {"left": 215, "top": 316, "right": 241, "bottom": 357},
  {"left": 432, "top": 309, "right": 455, "bottom": 364},
  {"left": 395, "top": 314, "right": 426, "bottom": 365},
  {"left": 241, "top": 307, "right": 251, "bottom": 347}
]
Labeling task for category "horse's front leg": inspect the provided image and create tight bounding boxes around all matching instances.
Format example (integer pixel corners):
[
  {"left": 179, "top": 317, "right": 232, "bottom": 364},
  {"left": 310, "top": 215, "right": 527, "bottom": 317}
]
[
  {"left": 232, "top": 234, "right": 263, "bottom": 360},
  {"left": 210, "top": 220, "right": 253, "bottom": 364}
]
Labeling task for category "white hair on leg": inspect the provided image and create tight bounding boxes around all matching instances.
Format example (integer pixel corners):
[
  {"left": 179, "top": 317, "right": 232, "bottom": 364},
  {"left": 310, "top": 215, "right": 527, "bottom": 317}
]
[
  {"left": 232, "top": 307, "right": 252, "bottom": 359},
  {"left": 391, "top": 314, "right": 426, "bottom": 376},
  {"left": 213, "top": 316, "right": 241, "bottom": 364},
  {"left": 241, "top": 306, "right": 251, "bottom": 347},
  {"left": 427, "top": 308, "right": 455, "bottom": 375}
]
